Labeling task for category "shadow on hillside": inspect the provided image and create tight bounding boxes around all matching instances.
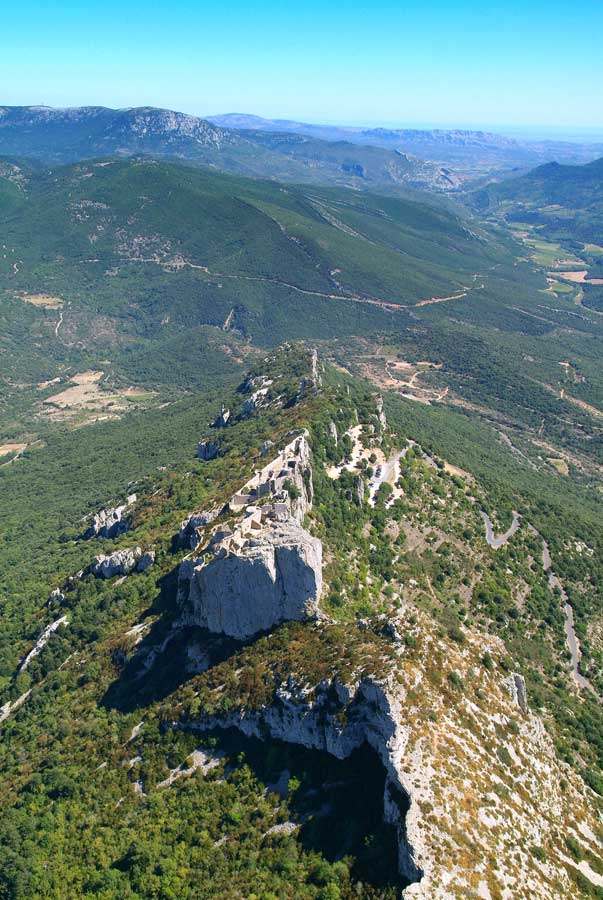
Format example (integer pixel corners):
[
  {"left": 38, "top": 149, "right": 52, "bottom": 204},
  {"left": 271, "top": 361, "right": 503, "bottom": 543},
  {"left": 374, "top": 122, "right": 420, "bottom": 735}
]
[
  {"left": 190, "top": 727, "right": 404, "bottom": 892},
  {"left": 101, "top": 566, "right": 241, "bottom": 713}
]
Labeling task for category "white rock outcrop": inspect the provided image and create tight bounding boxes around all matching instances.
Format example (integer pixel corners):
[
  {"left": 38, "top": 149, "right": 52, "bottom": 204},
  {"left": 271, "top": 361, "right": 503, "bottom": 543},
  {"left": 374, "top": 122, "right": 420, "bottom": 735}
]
[
  {"left": 181, "top": 675, "right": 421, "bottom": 886},
  {"left": 297, "top": 348, "right": 321, "bottom": 398},
  {"left": 136, "top": 550, "right": 156, "bottom": 573},
  {"left": 185, "top": 519, "right": 322, "bottom": 639},
  {"left": 48, "top": 587, "right": 65, "bottom": 606},
  {"left": 85, "top": 494, "right": 136, "bottom": 539},
  {"left": 242, "top": 383, "right": 271, "bottom": 416},
  {"left": 19, "top": 616, "right": 69, "bottom": 671},
  {"left": 210, "top": 404, "right": 230, "bottom": 428},
  {"left": 89, "top": 547, "right": 142, "bottom": 578},
  {"left": 376, "top": 395, "right": 387, "bottom": 430},
  {"left": 180, "top": 433, "right": 320, "bottom": 639}
]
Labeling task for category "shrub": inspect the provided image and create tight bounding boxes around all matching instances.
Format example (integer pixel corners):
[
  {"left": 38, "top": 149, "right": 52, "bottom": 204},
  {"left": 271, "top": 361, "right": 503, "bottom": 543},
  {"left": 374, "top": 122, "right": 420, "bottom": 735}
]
[{"left": 448, "top": 671, "right": 464, "bottom": 690}]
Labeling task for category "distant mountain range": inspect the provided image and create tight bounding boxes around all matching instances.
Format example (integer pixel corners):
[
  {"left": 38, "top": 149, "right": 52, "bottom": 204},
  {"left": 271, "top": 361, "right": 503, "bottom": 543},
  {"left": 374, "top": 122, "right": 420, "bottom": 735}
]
[
  {"left": 0, "top": 105, "right": 461, "bottom": 192},
  {"left": 4, "top": 105, "right": 599, "bottom": 198},
  {"left": 209, "top": 113, "right": 603, "bottom": 172}
]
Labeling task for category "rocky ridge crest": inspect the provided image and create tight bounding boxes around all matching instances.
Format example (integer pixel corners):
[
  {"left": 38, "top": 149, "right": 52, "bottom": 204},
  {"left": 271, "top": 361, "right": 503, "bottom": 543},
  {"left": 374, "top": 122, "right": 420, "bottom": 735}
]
[{"left": 180, "top": 433, "right": 321, "bottom": 639}]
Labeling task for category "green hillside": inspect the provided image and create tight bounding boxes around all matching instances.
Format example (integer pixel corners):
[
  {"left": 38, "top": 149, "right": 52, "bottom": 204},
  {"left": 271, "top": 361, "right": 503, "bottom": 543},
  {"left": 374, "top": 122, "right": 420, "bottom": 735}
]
[
  {"left": 2, "top": 154, "right": 603, "bottom": 486},
  {"left": 0, "top": 155, "right": 519, "bottom": 434},
  {"left": 471, "top": 156, "right": 603, "bottom": 252},
  {"left": 1, "top": 348, "right": 602, "bottom": 900},
  {"left": 1, "top": 152, "right": 603, "bottom": 900}
]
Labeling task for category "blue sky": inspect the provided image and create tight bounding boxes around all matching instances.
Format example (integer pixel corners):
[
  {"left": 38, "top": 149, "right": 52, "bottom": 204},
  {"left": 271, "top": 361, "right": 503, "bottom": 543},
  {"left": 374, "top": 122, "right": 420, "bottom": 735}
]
[{"left": 2, "top": 0, "right": 602, "bottom": 132}]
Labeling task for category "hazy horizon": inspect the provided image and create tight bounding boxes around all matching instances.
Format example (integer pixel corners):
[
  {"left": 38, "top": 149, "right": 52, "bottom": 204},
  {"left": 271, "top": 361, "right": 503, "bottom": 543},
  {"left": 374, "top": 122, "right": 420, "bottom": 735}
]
[{"left": 204, "top": 113, "right": 603, "bottom": 143}]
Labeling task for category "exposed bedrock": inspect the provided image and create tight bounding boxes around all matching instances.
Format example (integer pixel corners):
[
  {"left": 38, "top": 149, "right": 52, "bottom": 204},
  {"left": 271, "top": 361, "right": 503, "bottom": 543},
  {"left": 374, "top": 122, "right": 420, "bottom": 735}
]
[
  {"left": 89, "top": 547, "right": 142, "bottom": 578},
  {"left": 210, "top": 404, "right": 230, "bottom": 429},
  {"left": 184, "top": 519, "right": 322, "bottom": 639},
  {"left": 179, "top": 508, "right": 220, "bottom": 549},
  {"left": 180, "top": 675, "right": 423, "bottom": 887},
  {"left": 180, "top": 433, "right": 320, "bottom": 639},
  {"left": 508, "top": 672, "right": 529, "bottom": 714},
  {"left": 197, "top": 440, "right": 221, "bottom": 461},
  {"left": 89, "top": 547, "right": 155, "bottom": 578},
  {"left": 230, "top": 432, "right": 313, "bottom": 523},
  {"left": 84, "top": 494, "right": 136, "bottom": 539},
  {"left": 376, "top": 394, "right": 388, "bottom": 430}
]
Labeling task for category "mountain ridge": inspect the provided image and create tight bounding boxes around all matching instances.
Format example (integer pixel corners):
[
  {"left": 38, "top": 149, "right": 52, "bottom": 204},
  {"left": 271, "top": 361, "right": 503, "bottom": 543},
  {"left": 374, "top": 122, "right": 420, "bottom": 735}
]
[
  {"left": 208, "top": 112, "right": 603, "bottom": 171},
  {"left": 0, "top": 104, "right": 459, "bottom": 192},
  {"left": 471, "top": 153, "right": 603, "bottom": 249}
]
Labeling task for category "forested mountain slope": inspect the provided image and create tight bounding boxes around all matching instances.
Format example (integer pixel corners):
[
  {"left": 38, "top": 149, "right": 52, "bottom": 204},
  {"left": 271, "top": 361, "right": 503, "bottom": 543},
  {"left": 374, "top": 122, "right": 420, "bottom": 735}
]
[
  {"left": 0, "top": 154, "right": 523, "bottom": 437},
  {"left": 470, "top": 155, "right": 603, "bottom": 318},
  {"left": 2, "top": 153, "right": 603, "bottom": 502},
  {"left": 1, "top": 347, "right": 602, "bottom": 899},
  {"left": 472, "top": 156, "right": 603, "bottom": 245}
]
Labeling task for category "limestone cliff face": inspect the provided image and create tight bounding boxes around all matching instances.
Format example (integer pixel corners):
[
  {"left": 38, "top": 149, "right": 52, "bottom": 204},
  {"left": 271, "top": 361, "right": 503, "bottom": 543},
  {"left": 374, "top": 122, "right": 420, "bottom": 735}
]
[
  {"left": 181, "top": 674, "right": 421, "bottom": 884},
  {"left": 376, "top": 394, "right": 387, "bottom": 430},
  {"left": 186, "top": 519, "right": 322, "bottom": 639},
  {"left": 179, "top": 509, "right": 220, "bottom": 549},
  {"left": 177, "top": 612, "right": 602, "bottom": 900},
  {"left": 89, "top": 546, "right": 154, "bottom": 578},
  {"left": 89, "top": 547, "right": 142, "bottom": 578},
  {"left": 180, "top": 433, "right": 320, "bottom": 639}
]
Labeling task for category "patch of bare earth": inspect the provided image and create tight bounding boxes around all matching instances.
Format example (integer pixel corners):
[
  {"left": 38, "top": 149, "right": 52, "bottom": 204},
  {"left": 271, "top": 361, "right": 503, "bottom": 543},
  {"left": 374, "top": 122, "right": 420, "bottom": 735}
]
[
  {"left": 37, "top": 376, "right": 63, "bottom": 389},
  {"left": 16, "top": 293, "right": 64, "bottom": 309},
  {"left": 546, "top": 383, "right": 603, "bottom": 419},
  {"left": 548, "top": 457, "right": 569, "bottom": 476},
  {"left": 415, "top": 290, "right": 467, "bottom": 307},
  {"left": 559, "top": 361, "right": 585, "bottom": 384},
  {"left": 356, "top": 354, "right": 447, "bottom": 405},
  {"left": 556, "top": 270, "right": 603, "bottom": 285},
  {"left": 530, "top": 436, "right": 603, "bottom": 478},
  {"left": 0, "top": 442, "right": 27, "bottom": 456},
  {"left": 42, "top": 371, "right": 152, "bottom": 423},
  {"left": 443, "top": 461, "right": 473, "bottom": 480}
]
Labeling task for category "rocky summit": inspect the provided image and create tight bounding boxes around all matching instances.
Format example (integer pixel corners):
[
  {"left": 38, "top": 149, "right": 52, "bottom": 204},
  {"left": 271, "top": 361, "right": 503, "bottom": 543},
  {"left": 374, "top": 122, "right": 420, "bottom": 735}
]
[
  {"left": 2, "top": 54, "right": 603, "bottom": 900},
  {"left": 180, "top": 432, "right": 321, "bottom": 639},
  {"left": 184, "top": 516, "right": 322, "bottom": 639}
]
